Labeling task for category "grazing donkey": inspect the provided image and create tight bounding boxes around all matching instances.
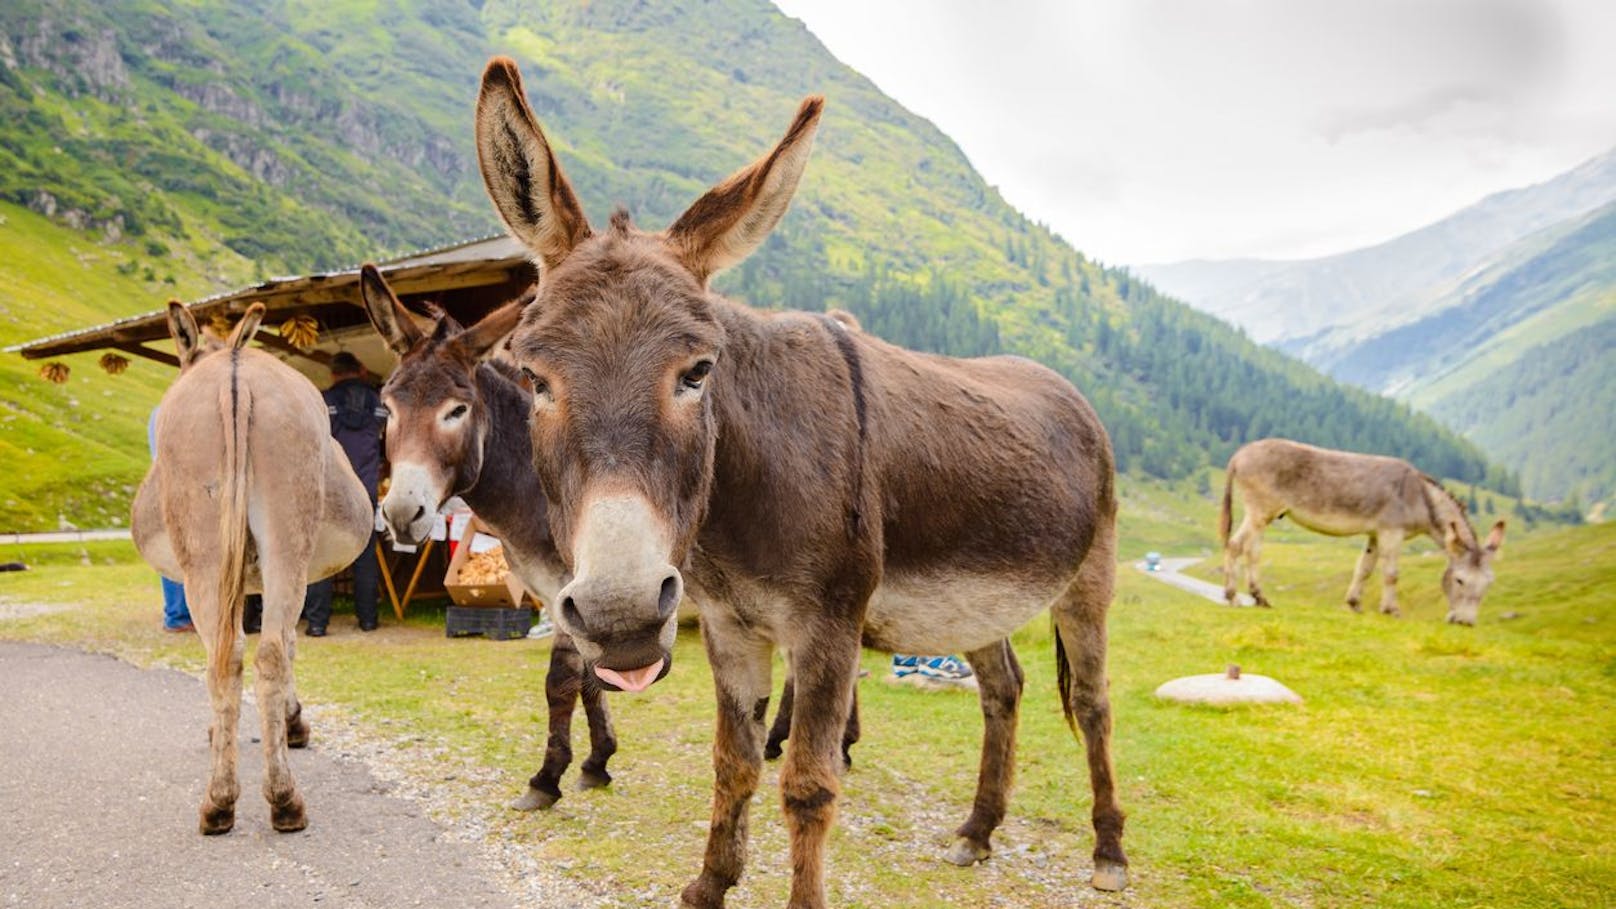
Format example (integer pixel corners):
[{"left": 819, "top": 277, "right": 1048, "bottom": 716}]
[
  {"left": 473, "top": 56, "right": 1127, "bottom": 907},
  {"left": 1220, "top": 438, "right": 1506, "bottom": 624},
  {"left": 132, "top": 302, "right": 373, "bottom": 834},
  {"left": 356, "top": 266, "right": 860, "bottom": 809}
]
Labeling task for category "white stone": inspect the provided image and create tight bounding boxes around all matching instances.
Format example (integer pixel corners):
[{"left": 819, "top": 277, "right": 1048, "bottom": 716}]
[{"left": 1154, "top": 671, "right": 1302, "bottom": 705}]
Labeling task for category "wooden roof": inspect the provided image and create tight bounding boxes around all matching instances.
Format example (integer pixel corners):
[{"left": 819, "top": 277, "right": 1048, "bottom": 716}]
[{"left": 6, "top": 235, "right": 536, "bottom": 383}]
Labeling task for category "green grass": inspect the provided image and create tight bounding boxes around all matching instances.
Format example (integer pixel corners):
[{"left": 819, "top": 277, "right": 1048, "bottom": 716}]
[{"left": 3, "top": 498, "right": 1612, "bottom": 908}]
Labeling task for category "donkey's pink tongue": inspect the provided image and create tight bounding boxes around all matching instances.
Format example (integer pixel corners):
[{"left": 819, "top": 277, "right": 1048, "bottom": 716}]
[{"left": 595, "top": 659, "right": 665, "bottom": 692}]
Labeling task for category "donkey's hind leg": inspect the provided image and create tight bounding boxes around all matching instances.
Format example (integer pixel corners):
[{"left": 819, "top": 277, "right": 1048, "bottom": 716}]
[
  {"left": 192, "top": 580, "right": 244, "bottom": 835},
  {"left": 764, "top": 661, "right": 795, "bottom": 761},
  {"left": 256, "top": 553, "right": 310, "bottom": 828},
  {"left": 943, "top": 638, "right": 1024, "bottom": 867},
  {"left": 1345, "top": 535, "right": 1378, "bottom": 612},
  {"left": 1052, "top": 531, "right": 1129, "bottom": 891},
  {"left": 253, "top": 512, "right": 316, "bottom": 832},
  {"left": 284, "top": 631, "right": 309, "bottom": 749},
  {"left": 767, "top": 656, "right": 860, "bottom": 768}
]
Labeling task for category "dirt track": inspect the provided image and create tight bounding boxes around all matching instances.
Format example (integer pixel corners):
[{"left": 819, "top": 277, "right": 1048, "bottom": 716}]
[{"left": 0, "top": 641, "right": 543, "bottom": 909}]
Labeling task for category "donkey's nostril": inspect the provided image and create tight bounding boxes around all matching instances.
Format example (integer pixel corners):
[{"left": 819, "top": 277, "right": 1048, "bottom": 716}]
[
  {"left": 410, "top": 505, "right": 425, "bottom": 524},
  {"left": 561, "top": 596, "right": 587, "bottom": 636},
  {"left": 657, "top": 575, "right": 681, "bottom": 621}
]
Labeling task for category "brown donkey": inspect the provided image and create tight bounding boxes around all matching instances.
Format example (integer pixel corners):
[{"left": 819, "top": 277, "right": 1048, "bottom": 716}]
[
  {"left": 474, "top": 57, "right": 1127, "bottom": 907},
  {"left": 356, "top": 266, "right": 860, "bottom": 809},
  {"left": 1220, "top": 438, "right": 1506, "bottom": 623},
  {"left": 357, "top": 267, "right": 618, "bottom": 810},
  {"left": 132, "top": 302, "right": 373, "bottom": 833}
]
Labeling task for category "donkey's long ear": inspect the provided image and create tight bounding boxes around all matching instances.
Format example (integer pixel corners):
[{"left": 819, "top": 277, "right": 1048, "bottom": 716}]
[
  {"left": 666, "top": 95, "right": 824, "bottom": 286},
  {"left": 1484, "top": 520, "right": 1506, "bottom": 558},
  {"left": 1443, "top": 521, "right": 1470, "bottom": 558},
  {"left": 226, "top": 303, "right": 265, "bottom": 351},
  {"left": 166, "top": 301, "right": 203, "bottom": 370},
  {"left": 359, "top": 264, "right": 427, "bottom": 354},
  {"left": 475, "top": 57, "right": 592, "bottom": 273},
  {"left": 450, "top": 292, "right": 533, "bottom": 363}
]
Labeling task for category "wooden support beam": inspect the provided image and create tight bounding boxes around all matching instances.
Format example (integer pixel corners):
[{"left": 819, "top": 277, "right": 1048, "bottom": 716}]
[{"left": 113, "top": 343, "right": 180, "bottom": 368}]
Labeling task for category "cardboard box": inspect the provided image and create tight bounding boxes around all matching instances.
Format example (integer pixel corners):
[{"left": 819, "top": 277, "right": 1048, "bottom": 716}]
[{"left": 443, "top": 519, "right": 539, "bottom": 608}]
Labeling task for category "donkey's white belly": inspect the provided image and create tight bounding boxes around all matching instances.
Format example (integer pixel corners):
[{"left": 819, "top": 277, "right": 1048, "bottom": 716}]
[{"left": 862, "top": 572, "right": 1060, "bottom": 655}]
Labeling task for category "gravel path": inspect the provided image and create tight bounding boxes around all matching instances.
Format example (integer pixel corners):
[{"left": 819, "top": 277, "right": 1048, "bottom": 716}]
[{"left": 0, "top": 641, "right": 598, "bottom": 909}]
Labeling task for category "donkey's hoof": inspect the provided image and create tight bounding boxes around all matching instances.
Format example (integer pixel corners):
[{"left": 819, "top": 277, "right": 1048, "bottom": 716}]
[
  {"left": 576, "top": 768, "right": 612, "bottom": 791},
  {"left": 679, "top": 877, "right": 725, "bottom": 908},
  {"left": 510, "top": 785, "right": 560, "bottom": 811},
  {"left": 1380, "top": 607, "right": 1401, "bottom": 618},
  {"left": 942, "top": 836, "right": 990, "bottom": 866},
  {"left": 1446, "top": 613, "right": 1474, "bottom": 626},
  {"left": 270, "top": 793, "right": 307, "bottom": 832},
  {"left": 287, "top": 718, "right": 310, "bottom": 749},
  {"left": 198, "top": 803, "right": 235, "bottom": 835},
  {"left": 1091, "top": 860, "right": 1128, "bottom": 891},
  {"left": 763, "top": 739, "right": 784, "bottom": 761},
  {"left": 1223, "top": 588, "right": 1237, "bottom": 605},
  {"left": 1253, "top": 596, "right": 1272, "bottom": 608},
  {"left": 1345, "top": 597, "right": 1361, "bottom": 613}
]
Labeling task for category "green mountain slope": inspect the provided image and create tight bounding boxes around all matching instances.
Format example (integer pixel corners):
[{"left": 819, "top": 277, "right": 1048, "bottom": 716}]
[
  {"left": 1326, "top": 200, "right": 1616, "bottom": 508},
  {"left": 0, "top": 0, "right": 1499, "bottom": 530},
  {"left": 1427, "top": 317, "right": 1616, "bottom": 510},
  {"left": 1328, "top": 200, "right": 1616, "bottom": 398}
]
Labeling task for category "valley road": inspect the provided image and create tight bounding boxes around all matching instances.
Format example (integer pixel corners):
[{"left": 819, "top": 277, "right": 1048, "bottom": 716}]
[{"left": 0, "top": 641, "right": 543, "bottom": 909}]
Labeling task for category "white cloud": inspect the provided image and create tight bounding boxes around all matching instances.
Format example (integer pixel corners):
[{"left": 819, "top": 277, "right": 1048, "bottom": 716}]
[{"left": 773, "top": 0, "right": 1616, "bottom": 264}]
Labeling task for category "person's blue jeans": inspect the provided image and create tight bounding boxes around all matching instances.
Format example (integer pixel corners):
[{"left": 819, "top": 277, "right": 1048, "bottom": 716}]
[{"left": 161, "top": 576, "right": 191, "bottom": 629}]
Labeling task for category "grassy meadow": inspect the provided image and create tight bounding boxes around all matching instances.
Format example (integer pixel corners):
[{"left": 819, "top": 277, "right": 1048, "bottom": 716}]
[{"left": 1, "top": 483, "right": 1611, "bottom": 908}]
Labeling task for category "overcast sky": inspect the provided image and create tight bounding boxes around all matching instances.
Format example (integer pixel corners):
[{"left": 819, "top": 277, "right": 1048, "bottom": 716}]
[{"left": 773, "top": 0, "right": 1616, "bottom": 265}]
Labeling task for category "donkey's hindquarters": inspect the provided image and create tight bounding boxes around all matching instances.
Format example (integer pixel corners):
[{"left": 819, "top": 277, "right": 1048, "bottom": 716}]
[{"left": 135, "top": 303, "right": 371, "bottom": 835}]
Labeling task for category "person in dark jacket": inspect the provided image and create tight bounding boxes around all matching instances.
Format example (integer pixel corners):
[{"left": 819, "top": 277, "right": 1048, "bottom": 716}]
[{"left": 302, "top": 351, "right": 387, "bottom": 635}]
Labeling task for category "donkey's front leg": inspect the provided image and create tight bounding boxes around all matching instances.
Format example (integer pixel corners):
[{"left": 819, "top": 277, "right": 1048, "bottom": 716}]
[
  {"left": 514, "top": 631, "right": 585, "bottom": 810},
  {"left": 681, "top": 617, "right": 773, "bottom": 909},
  {"left": 945, "top": 639, "right": 1023, "bottom": 866},
  {"left": 779, "top": 624, "right": 861, "bottom": 909},
  {"left": 576, "top": 654, "right": 619, "bottom": 791}
]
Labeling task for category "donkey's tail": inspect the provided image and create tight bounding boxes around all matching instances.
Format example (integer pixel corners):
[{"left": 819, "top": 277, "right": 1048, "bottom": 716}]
[
  {"left": 1218, "top": 463, "right": 1236, "bottom": 546},
  {"left": 1054, "top": 623, "right": 1078, "bottom": 734},
  {"left": 211, "top": 349, "right": 251, "bottom": 686}
]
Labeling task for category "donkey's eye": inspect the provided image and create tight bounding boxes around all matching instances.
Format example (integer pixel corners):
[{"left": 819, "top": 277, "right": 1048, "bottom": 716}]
[
  {"left": 446, "top": 404, "right": 468, "bottom": 421},
  {"left": 1455, "top": 578, "right": 1465, "bottom": 587},
  {"left": 680, "top": 360, "right": 714, "bottom": 391},
  {"left": 521, "top": 367, "right": 551, "bottom": 398}
]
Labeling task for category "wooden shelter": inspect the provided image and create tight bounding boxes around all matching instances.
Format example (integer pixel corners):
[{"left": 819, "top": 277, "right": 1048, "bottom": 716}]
[
  {"left": 7, "top": 235, "right": 536, "bottom": 382},
  {"left": 7, "top": 235, "right": 537, "bottom": 619}
]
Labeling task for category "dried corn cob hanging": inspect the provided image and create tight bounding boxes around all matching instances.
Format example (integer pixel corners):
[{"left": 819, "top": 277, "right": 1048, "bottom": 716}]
[
  {"left": 98, "top": 352, "right": 130, "bottom": 375},
  {"left": 39, "top": 362, "right": 70, "bottom": 384},
  {"left": 280, "top": 314, "right": 320, "bottom": 351}
]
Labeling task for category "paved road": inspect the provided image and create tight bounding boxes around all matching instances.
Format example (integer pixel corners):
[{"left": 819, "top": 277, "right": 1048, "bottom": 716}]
[
  {"left": 0, "top": 529, "right": 131, "bottom": 545},
  {"left": 1133, "top": 556, "right": 1256, "bottom": 606},
  {"left": 0, "top": 642, "right": 524, "bottom": 909}
]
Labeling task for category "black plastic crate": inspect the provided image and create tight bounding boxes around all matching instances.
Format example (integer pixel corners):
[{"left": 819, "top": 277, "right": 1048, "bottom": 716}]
[{"left": 445, "top": 605, "right": 534, "bottom": 640}]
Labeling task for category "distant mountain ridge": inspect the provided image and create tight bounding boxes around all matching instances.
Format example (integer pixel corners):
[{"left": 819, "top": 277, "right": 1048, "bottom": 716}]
[
  {"left": 1138, "top": 146, "right": 1616, "bottom": 354},
  {"left": 1138, "top": 146, "right": 1616, "bottom": 509}
]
